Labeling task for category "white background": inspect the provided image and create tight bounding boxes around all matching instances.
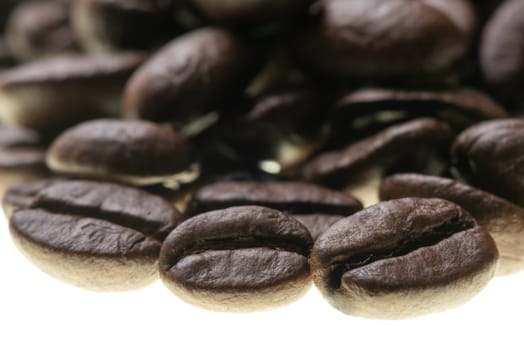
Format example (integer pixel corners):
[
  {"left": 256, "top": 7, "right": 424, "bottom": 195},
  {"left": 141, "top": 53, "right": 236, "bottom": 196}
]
[{"left": 1, "top": 213, "right": 522, "bottom": 350}]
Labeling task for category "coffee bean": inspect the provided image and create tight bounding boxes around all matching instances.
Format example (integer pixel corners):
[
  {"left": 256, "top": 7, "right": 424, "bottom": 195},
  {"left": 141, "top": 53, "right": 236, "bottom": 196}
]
[
  {"left": 159, "top": 205, "right": 312, "bottom": 311},
  {"left": 295, "top": 0, "right": 476, "bottom": 79},
  {"left": 481, "top": 0, "right": 524, "bottom": 99},
  {"left": 122, "top": 28, "right": 255, "bottom": 127},
  {"left": 302, "top": 118, "right": 452, "bottom": 207},
  {"left": 46, "top": 119, "right": 198, "bottom": 188},
  {"left": 188, "top": 180, "right": 362, "bottom": 239},
  {"left": 71, "top": 0, "right": 176, "bottom": 52},
  {"left": 0, "top": 52, "right": 147, "bottom": 132},
  {"left": 293, "top": 214, "right": 343, "bottom": 241},
  {"left": 311, "top": 197, "right": 498, "bottom": 319},
  {"left": 452, "top": 119, "right": 524, "bottom": 206},
  {"left": 8, "top": 179, "right": 182, "bottom": 291},
  {"left": 0, "top": 124, "right": 48, "bottom": 196},
  {"left": 6, "top": 0, "right": 79, "bottom": 61},
  {"left": 188, "top": 0, "right": 312, "bottom": 25},
  {"left": 333, "top": 87, "right": 508, "bottom": 133},
  {"left": 380, "top": 173, "right": 524, "bottom": 276}
]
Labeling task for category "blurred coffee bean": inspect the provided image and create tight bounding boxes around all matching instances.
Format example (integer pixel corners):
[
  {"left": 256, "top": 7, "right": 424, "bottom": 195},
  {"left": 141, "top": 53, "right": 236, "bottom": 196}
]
[
  {"left": 302, "top": 118, "right": 453, "bottom": 207},
  {"left": 187, "top": 0, "right": 312, "bottom": 27},
  {"left": 71, "top": 0, "right": 176, "bottom": 52},
  {"left": 0, "top": 124, "right": 49, "bottom": 196},
  {"left": 6, "top": 0, "right": 79, "bottom": 61},
  {"left": 47, "top": 119, "right": 198, "bottom": 188},
  {"left": 333, "top": 87, "right": 508, "bottom": 136},
  {"left": 295, "top": 0, "right": 477, "bottom": 80},
  {"left": 380, "top": 173, "right": 524, "bottom": 275},
  {"left": 123, "top": 28, "right": 255, "bottom": 129},
  {"left": 0, "top": 37, "right": 15, "bottom": 68},
  {"left": 452, "top": 119, "right": 524, "bottom": 206},
  {"left": 0, "top": 52, "right": 146, "bottom": 132},
  {"left": 481, "top": 0, "right": 524, "bottom": 105}
]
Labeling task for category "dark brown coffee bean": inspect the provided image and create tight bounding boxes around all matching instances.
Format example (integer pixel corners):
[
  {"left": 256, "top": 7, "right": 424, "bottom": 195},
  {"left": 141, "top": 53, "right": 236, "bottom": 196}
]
[
  {"left": 122, "top": 28, "right": 255, "bottom": 127},
  {"left": 8, "top": 179, "right": 182, "bottom": 291},
  {"left": 333, "top": 87, "right": 508, "bottom": 132},
  {"left": 188, "top": 180, "right": 361, "bottom": 239},
  {"left": 6, "top": 0, "right": 79, "bottom": 61},
  {"left": 159, "top": 205, "right": 312, "bottom": 311},
  {"left": 295, "top": 0, "right": 476, "bottom": 79},
  {"left": 0, "top": 124, "right": 48, "bottom": 196},
  {"left": 0, "top": 52, "right": 147, "bottom": 132},
  {"left": 71, "top": 0, "right": 176, "bottom": 52},
  {"left": 2, "top": 178, "right": 61, "bottom": 216},
  {"left": 47, "top": 119, "right": 198, "bottom": 188},
  {"left": 481, "top": 0, "right": 524, "bottom": 98},
  {"left": 452, "top": 119, "right": 524, "bottom": 206},
  {"left": 293, "top": 213, "right": 342, "bottom": 241},
  {"left": 188, "top": 0, "right": 312, "bottom": 25},
  {"left": 302, "top": 118, "right": 453, "bottom": 207},
  {"left": 189, "top": 180, "right": 362, "bottom": 215},
  {"left": 380, "top": 173, "right": 524, "bottom": 275},
  {"left": 311, "top": 197, "right": 498, "bottom": 319}
]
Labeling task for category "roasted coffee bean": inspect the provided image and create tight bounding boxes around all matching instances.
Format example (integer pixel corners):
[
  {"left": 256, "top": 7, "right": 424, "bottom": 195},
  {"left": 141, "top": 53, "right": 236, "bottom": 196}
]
[
  {"left": 47, "top": 119, "right": 198, "bottom": 188},
  {"left": 188, "top": 180, "right": 362, "bottom": 239},
  {"left": 380, "top": 173, "right": 524, "bottom": 276},
  {"left": 293, "top": 214, "right": 343, "bottom": 241},
  {"left": 481, "top": 0, "right": 524, "bottom": 101},
  {"left": 302, "top": 118, "right": 452, "bottom": 207},
  {"left": 8, "top": 179, "right": 182, "bottom": 291},
  {"left": 333, "top": 87, "right": 508, "bottom": 134},
  {"left": 452, "top": 119, "right": 524, "bottom": 206},
  {"left": 159, "top": 205, "right": 313, "bottom": 312},
  {"left": 311, "top": 198, "right": 498, "bottom": 319},
  {"left": 0, "top": 52, "right": 146, "bottom": 132},
  {"left": 187, "top": 0, "right": 312, "bottom": 26},
  {"left": 0, "top": 38, "right": 15, "bottom": 68},
  {"left": 0, "top": 124, "right": 48, "bottom": 196},
  {"left": 295, "top": 0, "right": 476, "bottom": 79},
  {"left": 6, "top": 0, "right": 79, "bottom": 61},
  {"left": 2, "top": 178, "right": 61, "bottom": 216},
  {"left": 71, "top": 0, "right": 175, "bottom": 52},
  {"left": 123, "top": 28, "right": 255, "bottom": 127}
]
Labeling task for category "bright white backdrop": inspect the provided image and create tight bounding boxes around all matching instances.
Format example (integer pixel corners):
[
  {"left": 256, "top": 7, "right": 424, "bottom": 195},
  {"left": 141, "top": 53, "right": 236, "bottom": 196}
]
[{"left": 1, "top": 213, "right": 522, "bottom": 350}]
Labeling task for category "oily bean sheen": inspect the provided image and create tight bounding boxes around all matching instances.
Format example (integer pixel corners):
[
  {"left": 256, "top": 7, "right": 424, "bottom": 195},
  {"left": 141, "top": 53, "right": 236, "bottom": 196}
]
[
  {"left": 302, "top": 118, "right": 452, "bottom": 207},
  {"left": 311, "top": 198, "right": 498, "bottom": 319},
  {"left": 452, "top": 119, "right": 524, "bottom": 206},
  {"left": 71, "top": 0, "right": 175, "bottom": 52},
  {"left": 123, "top": 28, "right": 254, "bottom": 125},
  {"left": 295, "top": 0, "right": 476, "bottom": 79},
  {"left": 188, "top": 181, "right": 362, "bottom": 239},
  {"left": 46, "top": 119, "right": 196, "bottom": 187},
  {"left": 159, "top": 206, "right": 313, "bottom": 312},
  {"left": 0, "top": 52, "right": 147, "bottom": 132},
  {"left": 380, "top": 173, "right": 524, "bottom": 276},
  {"left": 8, "top": 179, "right": 182, "bottom": 291},
  {"left": 6, "top": 0, "right": 79, "bottom": 61},
  {"left": 481, "top": 0, "right": 524, "bottom": 93}
]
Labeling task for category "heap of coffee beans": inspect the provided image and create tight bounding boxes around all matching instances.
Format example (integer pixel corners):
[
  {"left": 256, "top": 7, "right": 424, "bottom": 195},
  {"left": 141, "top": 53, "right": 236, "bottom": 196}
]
[{"left": 0, "top": 0, "right": 523, "bottom": 319}]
